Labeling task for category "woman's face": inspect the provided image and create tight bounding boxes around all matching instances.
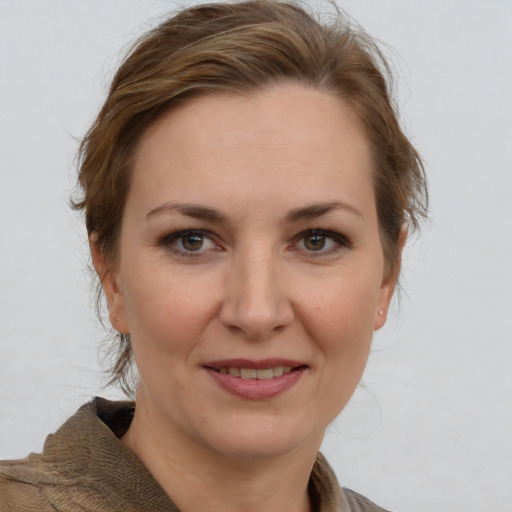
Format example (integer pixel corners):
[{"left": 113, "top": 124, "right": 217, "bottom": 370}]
[{"left": 100, "top": 83, "right": 397, "bottom": 460}]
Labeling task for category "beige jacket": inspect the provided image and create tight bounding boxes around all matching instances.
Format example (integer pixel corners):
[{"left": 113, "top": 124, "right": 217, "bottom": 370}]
[{"left": 0, "top": 398, "right": 391, "bottom": 512}]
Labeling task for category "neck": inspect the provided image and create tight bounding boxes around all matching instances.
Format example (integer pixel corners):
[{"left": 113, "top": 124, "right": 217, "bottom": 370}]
[{"left": 121, "top": 392, "right": 320, "bottom": 512}]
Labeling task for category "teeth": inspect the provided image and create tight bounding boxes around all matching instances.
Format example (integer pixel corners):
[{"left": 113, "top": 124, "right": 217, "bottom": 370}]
[
  {"left": 240, "top": 368, "right": 257, "bottom": 379},
  {"left": 219, "top": 367, "right": 294, "bottom": 379},
  {"left": 256, "top": 368, "right": 274, "bottom": 380},
  {"left": 273, "top": 366, "right": 284, "bottom": 377}
]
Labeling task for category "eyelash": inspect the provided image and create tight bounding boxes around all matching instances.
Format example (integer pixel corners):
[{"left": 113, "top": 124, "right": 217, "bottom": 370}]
[
  {"left": 159, "top": 229, "right": 220, "bottom": 258},
  {"left": 293, "top": 228, "right": 350, "bottom": 256},
  {"left": 159, "top": 228, "right": 350, "bottom": 258}
]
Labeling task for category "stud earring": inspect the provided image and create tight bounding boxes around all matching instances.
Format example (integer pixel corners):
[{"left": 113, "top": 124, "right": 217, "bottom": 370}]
[{"left": 378, "top": 309, "right": 385, "bottom": 317}]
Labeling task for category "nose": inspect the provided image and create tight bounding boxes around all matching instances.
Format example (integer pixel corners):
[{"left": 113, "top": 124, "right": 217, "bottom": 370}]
[{"left": 218, "top": 249, "right": 294, "bottom": 340}]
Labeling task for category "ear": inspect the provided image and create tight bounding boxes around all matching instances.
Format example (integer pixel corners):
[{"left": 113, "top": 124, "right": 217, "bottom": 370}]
[
  {"left": 374, "top": 227, "right": 407, "bottom": 331},
  {"left": 89, "top": 234, "right": 129, "bottom": 334}
]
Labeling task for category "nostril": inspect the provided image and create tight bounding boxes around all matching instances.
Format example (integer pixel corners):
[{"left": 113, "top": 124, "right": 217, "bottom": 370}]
[{"left": 218, "top": 263, "right": 294, "bottom": 338}]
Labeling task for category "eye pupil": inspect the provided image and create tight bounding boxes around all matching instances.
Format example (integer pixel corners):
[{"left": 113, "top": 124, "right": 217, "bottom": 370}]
[
  {"left": 305, "top": 235, "right": 325, "bottom": 250},
  {"left": 182, "top": 234, "right": 203, "bottom": 251}
]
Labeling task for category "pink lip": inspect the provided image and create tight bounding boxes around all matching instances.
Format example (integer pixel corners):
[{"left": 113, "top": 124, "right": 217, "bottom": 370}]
[
  {"left": 203, "top": 359, "right": 308, "bottom": 401},
  {"left": 203, "top": 358, "right": 305, "bottom": 370}
]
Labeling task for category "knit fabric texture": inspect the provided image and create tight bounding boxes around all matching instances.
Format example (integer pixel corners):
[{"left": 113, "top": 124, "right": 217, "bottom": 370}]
[{"left": 0, "top": 398, "right": 391, "bottom": 512}]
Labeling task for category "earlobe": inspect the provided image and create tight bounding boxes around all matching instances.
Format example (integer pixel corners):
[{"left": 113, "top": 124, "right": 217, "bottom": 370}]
[
  {"left": 89, "top": 234, "right": 129, "bottom": 334},
  {"left": 374, "top": 226, "right": 407, "bottom": 331},
  {"left": 374, "top": 290, "right": 392, "bottom": 331},
  {"left": 374, "top": 307, "right": 387, "bottom": 331}
]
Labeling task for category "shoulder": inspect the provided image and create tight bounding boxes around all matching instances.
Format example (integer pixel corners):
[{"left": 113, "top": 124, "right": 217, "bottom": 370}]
[
  {"left": 341, "top": 487, "right": 393, "bottom": 512},
  {"left": 0, "top": 457, "right": 56, "bottom": 512},
  {"left": 0, "top": 398, "right": 174, "bottom": 512},
  {"left": 312, "top": 453, "right": 393, "bottom": 512},
  {"left": 0, "top": 398, "right": 116, "bottom": 512}
]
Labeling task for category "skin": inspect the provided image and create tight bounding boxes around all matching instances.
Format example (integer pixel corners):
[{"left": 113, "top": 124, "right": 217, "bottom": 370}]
[{"left": 92, "top": 83, "right": 400, "bottom": 512}]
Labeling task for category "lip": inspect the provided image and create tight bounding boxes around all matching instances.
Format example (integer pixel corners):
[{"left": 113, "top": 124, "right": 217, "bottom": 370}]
[
  {"left": 203, "top": 358, "right": 305, "bottom": 370},
  {"left": 203, "top": 358, "right": 308, "bottom": 401}
]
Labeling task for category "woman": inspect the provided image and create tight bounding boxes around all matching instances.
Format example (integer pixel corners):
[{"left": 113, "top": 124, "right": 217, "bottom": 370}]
[{"left": 0, "top": 1, "right": 427, "bottom": 511}]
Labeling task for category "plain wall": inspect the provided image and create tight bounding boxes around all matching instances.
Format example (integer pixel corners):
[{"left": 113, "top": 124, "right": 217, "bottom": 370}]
[{"left": 1, "top": 1, "right": 511, "bottom": 511}]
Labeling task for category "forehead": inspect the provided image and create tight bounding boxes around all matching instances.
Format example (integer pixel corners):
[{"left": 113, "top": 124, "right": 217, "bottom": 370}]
[{"left": 129, "top": 83, "right": 375, "bottom": 215}]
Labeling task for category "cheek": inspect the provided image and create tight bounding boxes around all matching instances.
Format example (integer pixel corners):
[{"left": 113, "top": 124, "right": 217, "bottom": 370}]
[
  {"left": 121, "top": 268, "right": 221, "bottom": 357},
  {"left": 308, "top": 285, "right": 376, "bottom": 419},
  {"left": 300, "top": 266, "right": 381, "bottom": 384},
  {"left": 304, "top": 265, "right": 381, "bottom": 336}
]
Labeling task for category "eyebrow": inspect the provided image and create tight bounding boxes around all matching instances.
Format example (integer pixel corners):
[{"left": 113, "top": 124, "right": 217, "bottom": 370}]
[
  {"left": 285, "top": 201, "right": 363, "bottom": 222},
  {"left": 146, "top": 200, "right": 362, "bottom": 223},
  {"left": 146, "top": 202, "right": 228, "bottom": 222}
]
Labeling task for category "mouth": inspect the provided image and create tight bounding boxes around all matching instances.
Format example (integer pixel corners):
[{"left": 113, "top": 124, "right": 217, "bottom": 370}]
[
  {"left": 204, "top": 358, "right": 308, "bottom": 378},
  {"left": 203, "top": 359, "right": 308, "bottom": 400},
  {"left": 210, "top": 366, "right": 300, "bottom": 380}
]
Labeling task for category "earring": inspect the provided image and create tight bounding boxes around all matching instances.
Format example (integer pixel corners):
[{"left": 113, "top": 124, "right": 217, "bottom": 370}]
[{"left": 378, "top": 309, "right": 385, "bottom": 317}]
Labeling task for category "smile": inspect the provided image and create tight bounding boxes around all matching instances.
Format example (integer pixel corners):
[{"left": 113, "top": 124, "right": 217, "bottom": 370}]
[
  {"left": 216, "top": 367, "right": 293, "bottom": 379},
  {"left": 204, "top": 360, "right": 308, "bottom": 400}
]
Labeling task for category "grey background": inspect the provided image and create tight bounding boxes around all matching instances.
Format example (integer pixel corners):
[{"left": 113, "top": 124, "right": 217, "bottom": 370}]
[{"left": 1, "top": 1, "right": 511, "bottom": 511}]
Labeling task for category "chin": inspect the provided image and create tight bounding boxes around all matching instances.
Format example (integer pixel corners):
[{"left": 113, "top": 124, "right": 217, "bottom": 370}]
[{"left": 197, "top": 414, "right": 326, "bottom": 461}]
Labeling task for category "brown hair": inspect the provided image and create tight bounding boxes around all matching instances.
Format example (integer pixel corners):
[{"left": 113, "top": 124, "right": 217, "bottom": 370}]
[{"left": 73, "top": 0, "right": 428, "bottom": 395}]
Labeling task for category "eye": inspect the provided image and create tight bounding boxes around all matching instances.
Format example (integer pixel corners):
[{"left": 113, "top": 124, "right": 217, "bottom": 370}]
[
  {"left": 294, "top": 229, "right": 349, "bottom": 255},
  {"left": 160, "top": 230, "right": 219, "bottom": 256},
  {"left": 303, "top": 233, "right": 329, "bottom": 251},
  {"left": 181, "top": 233, "right": 207, "bottom": 251}
]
